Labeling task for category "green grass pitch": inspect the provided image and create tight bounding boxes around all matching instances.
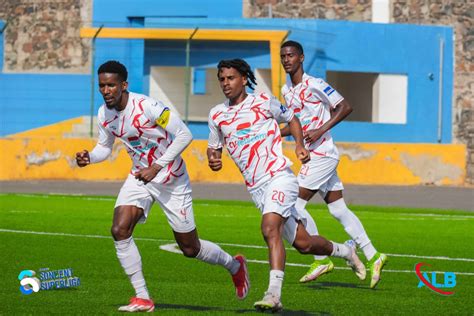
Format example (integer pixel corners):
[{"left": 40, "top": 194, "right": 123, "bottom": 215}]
[{"left": 1, "top": 193, "right": 473, "bottom": 315}]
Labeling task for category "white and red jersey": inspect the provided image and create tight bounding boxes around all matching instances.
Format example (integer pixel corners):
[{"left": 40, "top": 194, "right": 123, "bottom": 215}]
[
  {"left": 208, "top": 93, "right": 295, "bottom": 190},
  {"left": 96, "top": 92, "right": 186, "bottom": 185},
  {"left": 282, "top": 73, "right": 343, "bottom": 160}
]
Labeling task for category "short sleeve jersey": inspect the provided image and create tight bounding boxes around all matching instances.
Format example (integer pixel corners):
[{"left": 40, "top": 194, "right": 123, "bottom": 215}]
[
  {"left": 208, "top": 93, "right": 294, "bottom": 190},
  {"left": 97, "top": 92, "right": 186, "bottom": 184},
  {"left": 282, "top": 73, "right": 343, "bottom": 160}
]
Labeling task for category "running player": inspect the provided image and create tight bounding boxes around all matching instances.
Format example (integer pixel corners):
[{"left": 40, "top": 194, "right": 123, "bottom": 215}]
[
  {"left": 280, "top": 40, "right": 387, "bottom": 288},
  {"left": 75, "top": 60, "right": 249, "bottom": 312},
  {"left": 207, "top": 59, "right": 366, "bottom": 312}
]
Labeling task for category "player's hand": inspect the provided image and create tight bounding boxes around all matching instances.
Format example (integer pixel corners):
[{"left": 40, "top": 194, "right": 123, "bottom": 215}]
[
  {"left": 76, "top": 150, "right": 90, "bottom": 167},
  {"left": 135, "top": 164, "right": 162, "bottom": 184},
  {"left": 303, "top": 129, "right": 325, "bottom": 145},
  {"left": 208, "top": 151, "right": 222, "bottom": 171},
  {"left": 295, "top": 144, "right": 310, "bottom": 164}
]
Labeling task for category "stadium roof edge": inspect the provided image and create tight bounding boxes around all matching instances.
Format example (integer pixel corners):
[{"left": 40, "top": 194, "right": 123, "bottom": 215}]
[{"left": 80, "top": 27, "right": 289, "bottom": 99}]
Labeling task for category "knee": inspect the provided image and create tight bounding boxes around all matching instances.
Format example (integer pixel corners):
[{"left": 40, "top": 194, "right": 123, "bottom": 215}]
[
  {"left": 111, "top": 224, "right": 132, "bottom": 241},
  {"left": 178, "top": 243, "right": 200, "bottom": 258},
  {"left": 261, "top": 224, "right": 280, "bottom": 241}
]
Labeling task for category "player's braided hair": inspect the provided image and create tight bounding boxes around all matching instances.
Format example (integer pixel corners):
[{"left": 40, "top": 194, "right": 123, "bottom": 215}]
[
  {"left": 98, "top": 60, "right": 128, "bottom": 81},
  {"left": 281, "top": 40, "right": 304, "bottom": 55},
  {"left": 217, "top": 59, "right": 257, "bottom": 90}
]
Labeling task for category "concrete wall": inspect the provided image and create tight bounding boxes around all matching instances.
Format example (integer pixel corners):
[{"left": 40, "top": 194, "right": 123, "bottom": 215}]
[
  {"left": 391, "top": 0, "right": 474, "bottom": 183},
  {"left": 245, "top": 0, "right": 473, "bottom": 183},
  {"left": 0, "top": 123, "right": 466, "bottom": 185},
  {"left": 0, "top": 0, "right": 468, "bottom": 185}
]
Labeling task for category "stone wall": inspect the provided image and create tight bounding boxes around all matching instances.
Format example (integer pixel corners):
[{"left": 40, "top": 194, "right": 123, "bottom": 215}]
[
  {"left": 245, "top": 0, "right": 474, "bottom": 184},
  {"left": 0, "top": 0, "right": 92, "bottom": 73},
  {"left": 391, "top": 0, "right": 474, "bottom": 184},
  {"left": 244, "top": 0, "right": 372, "bottom": 20}
]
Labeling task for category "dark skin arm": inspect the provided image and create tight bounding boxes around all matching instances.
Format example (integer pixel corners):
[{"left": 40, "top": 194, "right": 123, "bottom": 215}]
[
  {"left": 207, "top": 148, "right": 223, "bottom": 171},
  {"left": 75, "top": 150, "right": 90, "bottom": 167},
  {"left": 134, "top": 164, "right": 163, "bottom": 184},
  {"left": 304, "top": 99, "right": 352, "bottom": 144},
  {"left": 281, "top": 99, "right": 352, "bottom": 144},
  {"left": 287, "top": 116, "right": 310, "bottom": 163}
]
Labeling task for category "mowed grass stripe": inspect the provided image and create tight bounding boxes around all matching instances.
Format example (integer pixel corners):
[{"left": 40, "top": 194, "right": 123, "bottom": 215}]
[
  {"left": 1, "top": 193, "right": 474, "bottom": 315},
  {"left": 1, "top": 228, "right": 474, "bottom": 264}
]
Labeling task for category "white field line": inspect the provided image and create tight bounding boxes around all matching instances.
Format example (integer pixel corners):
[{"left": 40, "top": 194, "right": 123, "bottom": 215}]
[
  {"left": 245, "top": 259, "right": 474, "bottom": 276},
  {"left": 2, "top": 193, "right": 473, "bottom": 218},
  {"left": 158, "top": 243, "right": 474, "bottom": 276},
  {"left": 1, "top": 228, "right": 474, "bottom": 265}
]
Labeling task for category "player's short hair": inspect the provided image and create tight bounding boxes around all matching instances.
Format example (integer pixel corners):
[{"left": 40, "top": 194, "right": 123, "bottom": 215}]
[
  {"left": 98, "top": 60, "right": 128, "bottom": 81},
  {"left": 217, "top": 59, "right": 257, "bottom": 90},
  {"left": 281, "top": 40, "right": 304, "bottom": 55}
]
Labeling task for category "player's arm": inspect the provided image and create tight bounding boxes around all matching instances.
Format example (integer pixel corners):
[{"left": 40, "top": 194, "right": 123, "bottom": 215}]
[
  {"left": 305, "top": 98, "right": 352, "bottom": 144},
  {"left": 75, "top": 117, "right": 114, "bottom": 167},
  {"left": 207, "top": 147, "right": 223, "bottom": 171},
  {"left": 287, "top": 116, "right": 310, "bottom": 163},
  {"left": 207, "top": 110, "right": 224, "bottom": 172},
  {"left": 304, "top": 79, "right": 352, "bottom": 144},
  {"left": 136, "top": 107, "right": 192, "bottom": 183},
  {"left": 269, "top": 96, "right": 309, "bottom": 163}
]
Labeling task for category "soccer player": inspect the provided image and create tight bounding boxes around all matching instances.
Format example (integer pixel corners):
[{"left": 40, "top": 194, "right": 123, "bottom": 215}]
[
  {"left": 207, "top": 59, "right": 366, "bottom": 312},
  {"left": 280, "top": 40, "right": 388, "bottom": 288},
  {"left": 75, "top": 60, "right": 249, "bottom": 312}
]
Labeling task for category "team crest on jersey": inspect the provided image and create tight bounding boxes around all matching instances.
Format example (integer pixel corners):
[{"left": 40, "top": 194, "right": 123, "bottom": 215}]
[
  {"left": 156, "top": 108, "right": 170, "bottom": 128},
  {"left": 280, "top": 104, "right": 287, "bottom": 113}
]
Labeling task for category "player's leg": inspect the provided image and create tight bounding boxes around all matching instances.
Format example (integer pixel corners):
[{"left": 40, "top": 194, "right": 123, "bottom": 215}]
[
  {"left": 324, "top": 189, "right": 387, "bottom": 288},
  {"left": 153, "top": 178, "right": 248, "bottom": 300},
  {"left": 113, "top": 175, "right": 155, "bottom": 312},
  {"left": 172, "top": 228, "right": 249, "bottom": 300},
  {"left": 291, "top": 220, "right": 366, "bottom": 281},
  {"left": 296, "top": 159, "right": 336, "bottom": 282},
  {"left": 253, "top": 212, "right": 286, "bottom": 313},
  {"left": 254, "top": 172, "right": 296, "bottom": 313}
]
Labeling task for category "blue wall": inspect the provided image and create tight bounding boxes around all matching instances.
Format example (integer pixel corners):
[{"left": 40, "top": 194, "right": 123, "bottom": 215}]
[
  {"left": 0, "top": 1, "right": 454, "bottom": 144},
  {"left": 0, "top": 74, "right": 89, "bottom": 135},
  {"left": 93, "top": 0, "right": 242, "bottom": 25},
  {"left": 142, "top": 18, "right": 453, "bottom": 143}
]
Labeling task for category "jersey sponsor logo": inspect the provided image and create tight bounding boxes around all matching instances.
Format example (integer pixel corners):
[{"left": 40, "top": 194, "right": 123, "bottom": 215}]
[
  {"left": 128, "top": 136, "right": 141, "bottom": 147},
  {"left": 237, "top": 133, "right": 265, "bottom": 146},
  {"left": 156, "top": 108, "right": 170, "bottom": 128},
  {"left": 323, "top": 85, "right": 335, "bottom": 96},
  {"left": 236, "top": 122, "right": 252, "bottom": 137}
]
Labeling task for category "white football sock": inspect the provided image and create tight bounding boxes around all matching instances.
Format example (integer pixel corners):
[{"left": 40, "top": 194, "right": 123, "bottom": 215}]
[
  {"left": 268, "top": 270, "right": 284, "bottom": 298},
  {"left": 295, "top": 198, "right": 327, "bottom": 261},
  {"left": 327, "top": 198, "right": 377, "bottom": 260},
  {"left": 196, "top": 239, "right": 240, "bottom": 274},
  {"left": 330, "top": 241, "right": 352, "bottom": 260},
  {"left": 114, "top": 237, "right": 150, "bottom": 300}
]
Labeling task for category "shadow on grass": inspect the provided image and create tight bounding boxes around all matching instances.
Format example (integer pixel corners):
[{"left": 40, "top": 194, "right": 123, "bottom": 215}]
[
  {"left": 307, "top": 281, "right": 372, "bottom": 291},
  {"left": 126, "top": 303, "right": 330, "bottom": 315},
  {"left": 236, "top": 308, "right": 330, "bottom": 315}
]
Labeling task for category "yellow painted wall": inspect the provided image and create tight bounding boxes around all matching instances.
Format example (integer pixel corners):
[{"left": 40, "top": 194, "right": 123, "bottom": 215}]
[{"left": 0, "top": 137, "right": 466, "bottom": 185}]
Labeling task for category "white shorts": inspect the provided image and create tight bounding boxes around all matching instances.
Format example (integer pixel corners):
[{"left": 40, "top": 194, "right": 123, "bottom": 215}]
[
  {"left": 115, "top": 173, "right": 195, "bottom": 233},
  {"left": 297, "top": 156, "right": 344, "bottom": 198},
  {"left": 249, "top": 169, "right": 301, "bottom": 245}
]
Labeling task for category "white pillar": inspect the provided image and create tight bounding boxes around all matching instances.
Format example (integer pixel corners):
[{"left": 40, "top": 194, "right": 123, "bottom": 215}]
[{"left": 372, "top": 0, "right": 391, "bottom": 23}]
